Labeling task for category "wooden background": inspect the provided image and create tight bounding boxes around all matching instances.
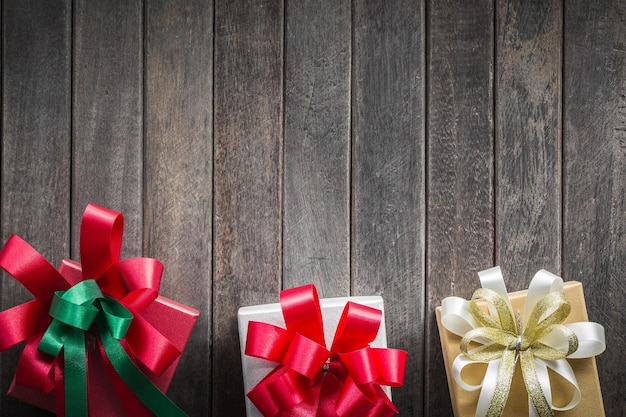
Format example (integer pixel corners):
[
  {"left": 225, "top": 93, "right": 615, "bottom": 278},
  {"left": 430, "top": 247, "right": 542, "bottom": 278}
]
[{"left": 1, "top": 0, "right": 624, "bottom": 416}]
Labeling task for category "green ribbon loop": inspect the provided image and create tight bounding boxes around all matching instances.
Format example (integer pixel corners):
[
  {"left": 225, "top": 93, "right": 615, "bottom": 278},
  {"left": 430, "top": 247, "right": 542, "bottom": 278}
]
[
  {"left": 460, "top": 288, "right": 578, "bottom": 417},
  {"left": 99, "top": 296, "right": 133, "bottom": 339},
  {"left": 38, "top": 279, "right": 188, "bottom": 417}
]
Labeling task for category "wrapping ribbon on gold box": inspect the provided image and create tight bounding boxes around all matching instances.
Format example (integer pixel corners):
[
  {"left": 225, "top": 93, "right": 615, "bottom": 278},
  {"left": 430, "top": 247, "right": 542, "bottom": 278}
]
[{"left": 439, "top": 267, "right": 605, "bottom": 417}]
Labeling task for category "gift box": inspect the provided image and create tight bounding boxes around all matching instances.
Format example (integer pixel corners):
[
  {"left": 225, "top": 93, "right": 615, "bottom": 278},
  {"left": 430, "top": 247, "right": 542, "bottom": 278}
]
[
  {"left": 238, "top": 284, "right": 407, "bottom": 417},
  {"left": 436, "top": 267, "right": 605, "bottom": 417},
  {"left": 0, "top": 204, "right": 199, "bottom": 417},
  {"left": 6, "top": 293, "right": 198, "bottom": 416}
]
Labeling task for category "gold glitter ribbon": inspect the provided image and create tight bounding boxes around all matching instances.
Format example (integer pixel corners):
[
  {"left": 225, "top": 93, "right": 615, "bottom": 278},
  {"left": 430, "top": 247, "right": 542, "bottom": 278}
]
[{"left": 460, "top": 288, "right": 578, "bottom": 417}]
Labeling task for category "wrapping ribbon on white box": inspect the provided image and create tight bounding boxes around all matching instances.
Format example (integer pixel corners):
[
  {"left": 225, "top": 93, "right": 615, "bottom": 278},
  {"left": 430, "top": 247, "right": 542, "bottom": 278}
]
[{"left": 238, "top": 284, "right": 407, "bottom": 417}]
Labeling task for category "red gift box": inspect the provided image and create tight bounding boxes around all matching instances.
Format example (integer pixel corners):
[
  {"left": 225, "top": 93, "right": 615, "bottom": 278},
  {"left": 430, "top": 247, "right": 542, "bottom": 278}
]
[
  {"left": 0, "top": 204, "right": 199, "bottom": 416},
  {"left": 7, "top": 294, "right": 198, "bottom": 416}
]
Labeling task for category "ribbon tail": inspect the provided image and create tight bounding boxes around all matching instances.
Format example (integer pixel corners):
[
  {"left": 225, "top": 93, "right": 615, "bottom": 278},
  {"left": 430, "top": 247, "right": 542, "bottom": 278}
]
[
  {"left": 483, "top": 351, "right": 515, "bottom": 417},
  {"left": 520, "top": 351, "right": 553, "bottom": 417},
  {"left": 314, "top": 371, "right": 340, "bottom": 417},
  {"left": 542, "top": 358, "right": 582, "bottom": 411},
  {"left": 527, "top": 360, "right": 552, "bottom": 417},
  {"left": 63, "top": 329, "right": 88, "bottom": 417},
  {"left": 96, "top": 316, "right": 188, "bottom": 417}
]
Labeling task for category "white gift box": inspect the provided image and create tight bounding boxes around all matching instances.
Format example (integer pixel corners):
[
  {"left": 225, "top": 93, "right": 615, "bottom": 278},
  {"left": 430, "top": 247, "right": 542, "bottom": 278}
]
[{"left": 238, "top": 295, "right": 391, "bottom": 417}]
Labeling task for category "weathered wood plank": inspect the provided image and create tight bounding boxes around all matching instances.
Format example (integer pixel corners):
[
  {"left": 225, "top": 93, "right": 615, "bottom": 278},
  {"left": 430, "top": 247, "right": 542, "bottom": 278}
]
[
  {"left": 495, "top": 0, "right": 562, "bottom": 286},
  {"left": 352, "top": 1, "right": 424, "bottom": 415},
  {"left": 144, "top": 0, "right": 213, "bottom": 415},
  {"left": 72, "top": 0, "right": 143, "bottom": 256},
  {"left": 213, "top": 0, "right": 283, "bottom": 415},
  {"left": 1, "top": 1, "right": 625, "bottom": 416},
  {"left": 1, "top": 0, "right": 71, "bottom": 415},
  {"left": 283, "top": 0, "right": 351, "bottom": 296},
  {"left": 563, "top": 1, "right": 626, "bottom": 414},
  {"left": 425, "top": 0, "right": 495, "bottom": 415}
]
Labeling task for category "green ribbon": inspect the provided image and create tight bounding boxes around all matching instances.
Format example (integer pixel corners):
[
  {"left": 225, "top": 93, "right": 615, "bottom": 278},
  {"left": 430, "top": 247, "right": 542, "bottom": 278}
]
[
  {"left": 38, "top": 279, "right": 188, "bottom": 417},
  {"left": 460, "top": 288, "right": 579, "bottom": 417}
]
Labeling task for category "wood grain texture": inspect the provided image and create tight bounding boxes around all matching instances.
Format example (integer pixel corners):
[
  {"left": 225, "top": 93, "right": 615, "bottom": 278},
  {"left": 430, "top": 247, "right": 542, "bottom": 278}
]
[
  {"left": 213, "top": 0, "right": 283, "bottom": 415},
  {"left": 425, "top": 0, "right": 495, "bottom": 415},
  {"left": 144, "top": 0, "right": 213, "bottom": 414},
  {"left": 495, "top": 0, "right": 562, "bottom": 286},
  {"left": 352, "top": 1, "right": 424, "bottom": 415},
  {"left": 0, "top": 1, "right": 624, "bottom": 416},
  {"left": 1, "top": 0, "right": 71, "bottom": 415},
  {"left": 72, "top": 0, "right": 143, "bottom": 257},
  {"left": 563, "top": 1, "right": 626, "bottom": 414},
  {"left": 283, "top": 0, "right": 351, "bottom": 296}
]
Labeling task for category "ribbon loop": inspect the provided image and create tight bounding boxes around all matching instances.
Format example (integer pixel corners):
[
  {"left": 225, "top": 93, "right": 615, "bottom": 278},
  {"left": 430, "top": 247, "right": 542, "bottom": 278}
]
[
  {"left": 49, "top": 294, "right": 98, "bottom": 331},
  {"left": 332, "top": 302, "right": 382, "bottom": 353},
  {"left": 39, "top": 280, "right": 104, "bottom": 357},
  {"left": 99, "top": 296, "right": 134, "bottom": 339},
  {"left": 283, "top": 333, "right": 330, "bottom": 379}
]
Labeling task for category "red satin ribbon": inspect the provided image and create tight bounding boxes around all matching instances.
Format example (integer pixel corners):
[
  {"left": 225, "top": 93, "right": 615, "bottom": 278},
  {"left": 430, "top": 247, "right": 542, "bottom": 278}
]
[
  {"left": 0, "top": 203, "right": 182, "bottom": 415},
  {"left": 245, "top": 285, "right": 407, "bottom": 417}
]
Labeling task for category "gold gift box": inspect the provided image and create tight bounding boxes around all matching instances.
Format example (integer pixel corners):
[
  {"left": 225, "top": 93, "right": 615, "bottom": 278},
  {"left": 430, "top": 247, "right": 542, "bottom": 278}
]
[{"left": 436, "top": 281, "right": 604, "bottom": 416}]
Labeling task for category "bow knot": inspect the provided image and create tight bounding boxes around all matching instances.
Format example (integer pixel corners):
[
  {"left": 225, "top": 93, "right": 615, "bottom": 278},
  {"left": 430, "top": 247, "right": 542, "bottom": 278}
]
[
  {"left": 508, "top": 335, "right": 527, "bottom": 351},
  {"left": 38, "top": 280, "right": 133, "bottom": 358}
]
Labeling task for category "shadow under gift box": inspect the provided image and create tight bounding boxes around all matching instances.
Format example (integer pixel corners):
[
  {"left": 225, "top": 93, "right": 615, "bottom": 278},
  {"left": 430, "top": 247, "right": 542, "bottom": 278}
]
[
  {"left": 436, "top": 281, "right": 604, "bottom": 417},
  {"left": 7, "top": 293, "right": 199, "bottom": 416},
  {"left": 238, "top": 295, "right": 392, "bottom": 417}
]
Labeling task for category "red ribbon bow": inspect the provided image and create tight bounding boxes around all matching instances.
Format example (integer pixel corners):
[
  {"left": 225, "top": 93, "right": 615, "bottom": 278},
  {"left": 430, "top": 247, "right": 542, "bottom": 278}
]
[
  {"left": 245, "top": 284, "right": 407, "bottom": 417},
  {"left": 0, "top": 203, "right": 182, "bottom": 415}
]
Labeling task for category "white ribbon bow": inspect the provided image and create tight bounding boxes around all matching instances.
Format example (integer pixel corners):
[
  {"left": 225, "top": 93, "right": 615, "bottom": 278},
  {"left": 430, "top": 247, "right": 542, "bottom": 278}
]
[{"left": 440, "top": 266, "right": 605, "bottom": 417}]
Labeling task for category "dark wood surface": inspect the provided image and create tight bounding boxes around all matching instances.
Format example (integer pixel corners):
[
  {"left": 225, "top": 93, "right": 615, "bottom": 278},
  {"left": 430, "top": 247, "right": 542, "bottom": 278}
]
[
  {"left": 1, "top": 1, "right": 624, "bottom": 416},
  {"left": 352, "top": 2, "right": 424, "bottom": 415},
  {"left": 563, "top": 1, "right": 626, "bottom": 414},
  {"left": 144, "top": 1, "right": 213, "bottom": 415},
  {"left": 283, "top": 0, "right": 351, "bottom": 295},
  {"left": 425, "top": 0, "right": 494, "bottom": 415},
  {"left": 213, "top": 1, "right": 283, "bottom": 416},
  {"left": 2, "top": 1, "right": 71, "bottom": 415}
]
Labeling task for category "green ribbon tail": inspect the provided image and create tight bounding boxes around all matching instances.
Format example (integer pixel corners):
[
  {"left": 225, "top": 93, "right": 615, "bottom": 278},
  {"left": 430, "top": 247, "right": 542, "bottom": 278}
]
[
  {"left": 64, "top": 329, "right": 88, "bottom": 417},
  {"left": 95, "top": 316, "right": 189, "bottom": 417}
]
